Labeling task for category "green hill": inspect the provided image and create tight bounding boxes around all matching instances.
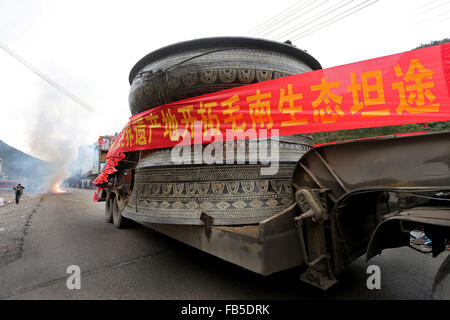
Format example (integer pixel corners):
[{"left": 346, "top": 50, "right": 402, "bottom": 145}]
[{"left": 0, "top": 140, "right": 50, "bottom": 179}]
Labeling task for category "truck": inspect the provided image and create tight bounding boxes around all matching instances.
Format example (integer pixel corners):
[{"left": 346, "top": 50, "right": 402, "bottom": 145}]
[{"left": 95, "top": 37, "right": 450, "bottom": 297}]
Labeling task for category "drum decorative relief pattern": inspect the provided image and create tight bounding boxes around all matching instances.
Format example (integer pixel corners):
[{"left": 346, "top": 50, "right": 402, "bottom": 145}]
[{"left": 124, "top": 163, "right": 305, "bottom": 225}]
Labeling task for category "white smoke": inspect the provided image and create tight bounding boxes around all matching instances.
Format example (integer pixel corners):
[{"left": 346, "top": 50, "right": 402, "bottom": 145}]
[{"left": 26, "top": 88, "right": 95, "bottom": 192}]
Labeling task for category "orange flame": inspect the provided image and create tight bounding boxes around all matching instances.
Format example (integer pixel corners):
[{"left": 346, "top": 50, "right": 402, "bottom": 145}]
[{"left": 52, "top": 183, "right": 65, "bottom": 193}]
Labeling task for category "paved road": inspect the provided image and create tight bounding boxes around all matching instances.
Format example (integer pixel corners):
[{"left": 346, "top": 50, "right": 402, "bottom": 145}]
[{"left": 0, "top": 189, "right": 447, "bottom": 300}]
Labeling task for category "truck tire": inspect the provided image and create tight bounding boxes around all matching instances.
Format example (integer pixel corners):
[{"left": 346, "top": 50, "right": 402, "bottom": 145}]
[
  {"left": 112, "top": 196, "right": 133, "bottom": 229},
  {"left": 432, "top": 254, "right": 450, "bottom": 299},
  {"left": 128, "top": 37, "right": 321, "bottom": 115},
  {"left": 105, "top": 195, "right": 113, "bottom": 223}
]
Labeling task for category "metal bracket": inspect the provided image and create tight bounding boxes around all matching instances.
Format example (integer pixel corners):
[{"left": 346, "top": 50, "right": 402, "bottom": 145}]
[
  {"left": 295, "top": 217, "right": 337, "bottom": 290},
  {"left": 200, "top": 212, "right": 214, "bottom": 239},
  {"left": 295, "top": 189, "right": 327, "bottom": 223},
  {"left": 294, "top": 190, "right": 337, "bottom": 290},
  {"left": 135, "top": 188, "right": 138, "bottom": 213},
  {"left": 300, "top": 266, "right": 337, "bottom": 291}
]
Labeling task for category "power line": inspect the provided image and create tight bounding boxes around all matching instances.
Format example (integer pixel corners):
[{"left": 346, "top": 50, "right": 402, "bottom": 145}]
[
  {"left": 411, "top": 0, "right": 450, "bottom": 17},
  {"left": 271, "top": 0, "right": 353, "bottom": 40},
  {"left": 247, "top": 0, "right": 307, "bottom": 35},
  {"left": 254, "top": 0, "right": 324, "bottom": 37},
  {"left": 413, "top": 10, "right": 450, "bottom": 30},
  {"left": 288, "top": 0, "right": 372, "bottom": 41},
  {"left": 0, "top": 40, "right": 96, "bottom": 113},
  {"left": 247, "top": 1, "right": 303, "bottom": 35},
  {"left": 409, "top": 0, "right": 442, "bottom": 13},
  {"left": 412, "top": 7, "right": 450, "bottom": 27},
  {"left": 291, "top": 0, "right": 379, "bottom": 42},
  {"left": 272, "top": 0, "right": 356, "bottom": 41},
  {"left": 256, "top": 0, "right": 329, "bottom": 37},
  {"left": 291, "top": 0, "right": 378, "bottom": 41},
  {"left": 250, "top": 0, "right": 317, "bottom": 37}
]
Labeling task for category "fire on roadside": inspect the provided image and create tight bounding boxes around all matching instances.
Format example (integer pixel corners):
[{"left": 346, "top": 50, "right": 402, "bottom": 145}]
[{"left": 51, "top": 183, "right": 66, "bottom": 193}]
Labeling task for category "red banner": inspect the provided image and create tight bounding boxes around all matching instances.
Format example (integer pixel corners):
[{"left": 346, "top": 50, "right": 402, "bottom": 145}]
[{"left": 107, "top": 43, "right": 450, "bottom": 158}]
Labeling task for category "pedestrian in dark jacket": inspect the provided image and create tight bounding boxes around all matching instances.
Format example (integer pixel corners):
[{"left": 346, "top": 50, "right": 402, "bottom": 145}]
[{"left": 13, "top": 184, "right": 25, "bottom": 204}]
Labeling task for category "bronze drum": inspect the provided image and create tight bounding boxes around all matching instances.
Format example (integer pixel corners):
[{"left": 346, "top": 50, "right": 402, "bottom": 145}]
[{"left": 124, "top": 37, "right": 321, "bottom": 225}]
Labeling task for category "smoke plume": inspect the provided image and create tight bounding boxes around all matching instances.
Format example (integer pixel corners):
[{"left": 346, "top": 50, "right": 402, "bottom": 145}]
[{"left": 25, "top": 88, "right": 94, "bottom": 192}]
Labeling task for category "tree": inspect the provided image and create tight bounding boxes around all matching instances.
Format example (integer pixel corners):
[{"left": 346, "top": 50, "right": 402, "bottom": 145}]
[
  {"left": 415, "top": 38, "right": 450, "bottom": 49},
  {"left": 416, "top": 38, "right": 450, "bottom": 133}
]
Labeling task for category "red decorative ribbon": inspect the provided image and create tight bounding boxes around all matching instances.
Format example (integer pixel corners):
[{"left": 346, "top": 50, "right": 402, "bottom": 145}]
[
  {"left": 93, "top": 44, "right": 450, "bottom": 201},
  {"left": 106, "top": 43, "right": 450, "bottom": 158}
]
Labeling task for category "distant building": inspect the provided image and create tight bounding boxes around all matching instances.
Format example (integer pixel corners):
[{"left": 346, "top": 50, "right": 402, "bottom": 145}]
[
  {"left": 93, "top": 135, "right": 114, "bottom": 175},
  {"left": 77, "top": 145, "right": 95, "bottom": 175},
  {"left": 65, "top": 135, "right": 114, "bottom": 189}
]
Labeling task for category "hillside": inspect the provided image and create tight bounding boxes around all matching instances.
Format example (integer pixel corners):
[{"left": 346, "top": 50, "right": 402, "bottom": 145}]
[{"left": 0, "top": 140, "right": 50, "bottom": 179}]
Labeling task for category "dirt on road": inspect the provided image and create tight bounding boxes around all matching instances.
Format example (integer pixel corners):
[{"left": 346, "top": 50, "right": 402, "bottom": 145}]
[{"left": 0, "top": 191, "right": 42, "bottom": 266}]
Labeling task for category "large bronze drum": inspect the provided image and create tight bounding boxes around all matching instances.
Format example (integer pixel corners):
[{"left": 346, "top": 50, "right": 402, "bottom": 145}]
[{"left": 124, "top": 37, "right": 321, "bottom": 225}]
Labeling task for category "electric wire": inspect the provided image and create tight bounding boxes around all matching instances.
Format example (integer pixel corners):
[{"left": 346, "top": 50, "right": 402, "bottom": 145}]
[
  {"left": 416, "top": 12, "right": 450, "bottom": 30},
  {"left": 411, "top": 5, "right": 450, "bottom": 27},
  {"left": 409, "top": 0, "right": 442, "bottom": 13},
  {"left": 256, "top": 0, "right": 329, "bottom": 38},
  {"left": 271, "top": 0, "right": 356, "bottom": 41},
  {"left": 290, "top": 0, "right": 379, "bottom": 41},
  {"left": 290, "top": 0, "right": 374, "bottom": 41},
  {"left": 250, "top": 0, "right": 317, "bottom": 37},
  {"left": 0, "top": 40, "right": 96, "bottom": 113},
  {"left": 410, "top": 0, "right": 450, "bottom": 17},
  {"left": 259, "top": 0, "right": 333, "bottom": 38},
  {"left": 247, "top": 0, "right": 308, "bottom": 35}
]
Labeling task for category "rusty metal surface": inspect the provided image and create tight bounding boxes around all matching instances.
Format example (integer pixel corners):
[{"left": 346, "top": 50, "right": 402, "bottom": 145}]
[
  {"left": 397, "top": 206, "right": 450, "bottom": 224},
  {"left": 293, "top": 131, "right": 450, "bottom": 202},
  {"left": 217, "top": 225, "right": 260, "bottom": 240},
  {"left": 135, "top": 204, "right": 304, "bottom": 276},
  {"left": 291, "top": 132, "right": 450, "bottom": 288}
]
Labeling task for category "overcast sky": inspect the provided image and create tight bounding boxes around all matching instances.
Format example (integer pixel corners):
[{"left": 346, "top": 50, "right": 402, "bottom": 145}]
[{"left": 0, "top": 0, "right": 448, "bottom": 160}]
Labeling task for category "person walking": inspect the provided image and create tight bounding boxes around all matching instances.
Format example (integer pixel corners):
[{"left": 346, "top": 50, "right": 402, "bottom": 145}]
[{"left": 13, "top": 184, "right": 25, "bottom": 204}]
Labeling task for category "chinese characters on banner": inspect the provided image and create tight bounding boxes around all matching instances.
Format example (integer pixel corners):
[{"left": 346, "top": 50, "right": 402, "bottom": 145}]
[{"left": 107, "top": 43, "right": 450, "bottom": 158}]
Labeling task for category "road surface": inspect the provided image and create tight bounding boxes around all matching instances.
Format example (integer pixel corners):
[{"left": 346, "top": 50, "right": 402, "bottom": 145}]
[{"left": 0, "top": 189, "right": 448, "bottom": 299}]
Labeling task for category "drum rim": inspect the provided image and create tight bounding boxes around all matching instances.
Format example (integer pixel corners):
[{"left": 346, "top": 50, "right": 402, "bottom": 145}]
[{"left": 129, "top": 36, "right": 322, "bottom": 83}]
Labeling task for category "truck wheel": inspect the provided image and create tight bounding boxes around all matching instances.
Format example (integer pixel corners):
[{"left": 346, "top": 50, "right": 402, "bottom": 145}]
[
  {"left": 112, "top": 196, "right": 132, "bottom": 229},
  {"left": 432, "top": 254, "right": 450, "bottom": 299},
  {"left": 105, "top": 195, "right": 113, "bottom": 223}
]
